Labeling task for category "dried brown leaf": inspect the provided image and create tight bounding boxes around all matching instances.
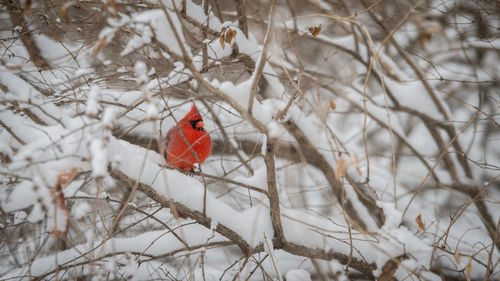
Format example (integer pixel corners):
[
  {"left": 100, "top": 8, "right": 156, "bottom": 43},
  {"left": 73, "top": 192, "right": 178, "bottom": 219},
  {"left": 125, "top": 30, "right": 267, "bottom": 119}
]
[
  {"left": 309, "top": 24, "right": 322, "bottom": 37},
  {"left": 219, "top": 32, "right": 225, "bottom": 49},
  {"left": 225, "top": 29, "right": 237, "bottom": 43},
  {"left": 327, "top": 99, "right": 336, "bottom": 111},
  {"left": 50, "top": 181, "right": 69, "bottom": 237},
  {"left": 219, "top": 28, "right": 237, "bottom": 49},
  {"left": 416, "top": 214, "right": 426, "bottom": 232},
  {"left": 57, "top": 167, "right": 78, "bottom": 186},
  {"left": 335, "top": 157, "right": 346, "bottom": 179}
]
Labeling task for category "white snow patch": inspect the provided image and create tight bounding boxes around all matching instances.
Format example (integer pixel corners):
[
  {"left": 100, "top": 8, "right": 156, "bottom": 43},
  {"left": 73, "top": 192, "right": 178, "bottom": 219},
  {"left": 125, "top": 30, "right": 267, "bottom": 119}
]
[
  {"left": 286, "top": 269, "right": 312, "bottom": 281},
  {"left": 124, "top": 9, "right": 189, "bottom": 57},
  {"left": 134, "top": 61, "right": 149, "bottom": 86},
  {"left": 89, "top": 139, "right": 107, "bottom": 178},
  {"left": 377, "top": 200, "right": 402, "bottom": 231},
  {"left": 75, "top": 68, "right": 94, "bottom": 77},
  {"left": 102, "top": 107, "right": 116, "bottom": 129},
  {"left": 86, "top": 86, "right": 101, "bottom": 117},
  {"left": 72, "top": 202, "right": 91, "bottom": 221},
  {"left": 146, "top": 103, "right": 159, "bottom": 120}
]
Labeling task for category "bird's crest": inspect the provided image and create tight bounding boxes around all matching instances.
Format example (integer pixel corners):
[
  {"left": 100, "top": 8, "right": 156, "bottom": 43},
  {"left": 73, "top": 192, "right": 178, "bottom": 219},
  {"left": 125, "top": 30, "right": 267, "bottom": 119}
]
[{"left": 183, "top": 102, "right": 203, "bottom": 122}]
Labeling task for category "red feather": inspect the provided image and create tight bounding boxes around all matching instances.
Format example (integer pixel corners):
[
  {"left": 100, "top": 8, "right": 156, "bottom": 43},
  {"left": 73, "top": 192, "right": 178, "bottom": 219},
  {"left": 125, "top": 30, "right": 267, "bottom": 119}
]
[{"left": 164, "top": 103, "right": 212, "bottom": 170}]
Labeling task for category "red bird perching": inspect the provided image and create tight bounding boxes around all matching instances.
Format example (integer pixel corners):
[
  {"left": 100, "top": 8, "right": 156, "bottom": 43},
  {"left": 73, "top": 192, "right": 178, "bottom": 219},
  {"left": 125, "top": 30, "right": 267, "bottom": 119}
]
[{"left": 164, "top": 103, "right": 212, "bottom": 170}]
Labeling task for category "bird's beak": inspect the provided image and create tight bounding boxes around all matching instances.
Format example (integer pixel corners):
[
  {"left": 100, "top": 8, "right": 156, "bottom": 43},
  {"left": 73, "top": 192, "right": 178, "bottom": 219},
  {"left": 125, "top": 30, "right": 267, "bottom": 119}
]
[{"left": 196, "top": 121, "right": 204, "bottom": 129}]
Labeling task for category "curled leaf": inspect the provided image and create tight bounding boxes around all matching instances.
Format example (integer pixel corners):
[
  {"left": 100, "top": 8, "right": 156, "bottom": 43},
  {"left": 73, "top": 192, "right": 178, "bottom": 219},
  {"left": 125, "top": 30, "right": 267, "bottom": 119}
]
[
  {"left": 219, "top": 28, "right": 237, "bottom": 49},
  {"left": 309, "top": 24, "right": 322, "bottom": 37},
  {"left": 49, "top": 168, "right": 77, "bottom": 236},
  {"left": 219, "top": 32, "right": 225, "bottom": 49},
  {"left": 416, "top": 214, "right": 426, "bottom": 232},
  {"left": 225, "top": 29, "right": 237, "bottom": 43}
]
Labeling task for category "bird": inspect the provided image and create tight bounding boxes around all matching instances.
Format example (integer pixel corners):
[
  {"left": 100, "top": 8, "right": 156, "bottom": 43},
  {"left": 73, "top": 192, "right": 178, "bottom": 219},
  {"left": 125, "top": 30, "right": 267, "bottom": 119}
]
[{"left": 163, "top": 103, "right": 212, "bottom": 171}]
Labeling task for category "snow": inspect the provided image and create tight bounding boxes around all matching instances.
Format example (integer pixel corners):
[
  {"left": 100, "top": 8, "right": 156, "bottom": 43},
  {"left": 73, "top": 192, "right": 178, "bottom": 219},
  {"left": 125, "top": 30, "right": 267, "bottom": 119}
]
[
  {"left": 98, "top": 14, "right": 131, "bottom": 43},
  {"left": 90, "top": 139, "right": 107, "bottom": 178},
  {"left": 211, "top": 79, "right": 297, "bottom": 135},
  {"left": 217, "top": 79, "right": 252, "bottom": 109},
  {"left": 75, "top": 68, "right": 94, "bottom": 77},
  {"left": 134, "top": 61, "right": 149, "bottom": 86},
  {"left": 122, "top": 9, "right": 189, "bottom": 58},
  {"left": 0, "top": 143, "right": 12, "bottom": 158},
  {"left": 0, "top": 67, "right": 67, "bottom": 126},
  {"left": 27, "top": 204, "right": 44, "bottom": 223},
  {"left": 377, "top": 201, "right": 402, "bottom": 231},
  {"left": 34, "top": 34, "right": 70, "bottom": 60},
  {"left": 72, "top": 202, "right": 92, "bottom": 221},
  {"left": 102, "top": 107, "right": 117, "bottom": 129},
  {"left": 86, "top": 86, "right": 101, "bottom": 118},
  {"left": 146, "top": 103, "right": 159, "bottom": 120},
  {"left": 2, "top": 175, "right": 68, "bottom": 234},
  {"left": 121, "top": 25, "right": 153, "bottom": 56},
  {"left": 2, "top": 181, "right": 38, "bottom": 212},
  {"left": 286, "top": 269, "right": 312, "bottom": 281},
  {"left": 1, "top": 225, "right": 228, "bottom": 281},
  {"left": 13, "top": 211, "right": 27, "bottom": 224},
  {"left": 344, "top": 183, "right": 380, "bottom": 231}
]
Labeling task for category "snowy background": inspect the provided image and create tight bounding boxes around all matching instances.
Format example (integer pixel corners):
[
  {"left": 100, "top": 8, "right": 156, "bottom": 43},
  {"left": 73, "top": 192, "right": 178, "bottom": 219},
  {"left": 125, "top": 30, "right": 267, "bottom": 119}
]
[{"left": 0, "top": 0, "right": 499, "bottom": 280}]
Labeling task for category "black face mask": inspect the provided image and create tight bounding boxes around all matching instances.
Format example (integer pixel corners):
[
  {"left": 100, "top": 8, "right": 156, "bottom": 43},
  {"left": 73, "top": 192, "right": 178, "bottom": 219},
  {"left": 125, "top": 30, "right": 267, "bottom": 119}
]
[{"left": 190, "top": 119, "right": 205, "bottom": 131}]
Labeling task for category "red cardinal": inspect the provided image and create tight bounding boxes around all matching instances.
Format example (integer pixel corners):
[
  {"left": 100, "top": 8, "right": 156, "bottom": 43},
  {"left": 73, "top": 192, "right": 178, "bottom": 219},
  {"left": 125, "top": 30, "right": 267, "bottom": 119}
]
[{"left": 163, "top": 103, "right": 212, "bottom": 170}]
